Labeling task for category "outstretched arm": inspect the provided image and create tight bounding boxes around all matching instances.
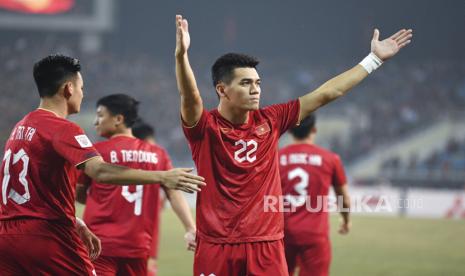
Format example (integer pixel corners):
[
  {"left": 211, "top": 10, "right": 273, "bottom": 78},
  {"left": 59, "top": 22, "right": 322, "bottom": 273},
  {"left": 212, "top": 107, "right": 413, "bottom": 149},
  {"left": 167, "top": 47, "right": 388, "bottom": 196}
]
[
  {"left": 298, "top": 28, "right": 413, "bottom": 121},
  {"left": 79, "top": 156, "right": 205, "bottom": 193},
  {"left": 175, "top": 14, "right": 203, "bottom": 127}
]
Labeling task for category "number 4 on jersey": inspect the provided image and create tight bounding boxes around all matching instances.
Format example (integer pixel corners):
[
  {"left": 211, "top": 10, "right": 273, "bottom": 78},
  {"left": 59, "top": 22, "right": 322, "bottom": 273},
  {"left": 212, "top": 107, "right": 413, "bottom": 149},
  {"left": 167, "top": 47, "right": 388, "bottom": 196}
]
[{"left": 121, "top": 185, "right": 143, "bottom": 215}]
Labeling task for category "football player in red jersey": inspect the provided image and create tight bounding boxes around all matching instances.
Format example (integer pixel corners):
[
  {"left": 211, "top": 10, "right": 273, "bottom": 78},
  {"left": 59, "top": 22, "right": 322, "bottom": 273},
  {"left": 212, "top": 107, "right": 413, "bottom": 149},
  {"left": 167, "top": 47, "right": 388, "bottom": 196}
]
[
  {"left": 76, "top": 95, "right": 196, "bottom": 276},
  {"left": 0, "top": 55, "right": 205, "bottom": 275},
  {"left": 279, "top": 114, "right": 350, "bottom": 276},
  {"left": 175, "top": 14, "right": 412, "bottom": 275}
]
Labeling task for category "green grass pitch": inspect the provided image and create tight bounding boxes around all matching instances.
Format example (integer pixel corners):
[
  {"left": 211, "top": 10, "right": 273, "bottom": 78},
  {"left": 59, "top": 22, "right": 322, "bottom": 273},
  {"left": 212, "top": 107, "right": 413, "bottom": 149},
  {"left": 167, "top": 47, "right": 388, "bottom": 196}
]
[{"left": 76, "top": 204, "right": 465, "bottom": 276}]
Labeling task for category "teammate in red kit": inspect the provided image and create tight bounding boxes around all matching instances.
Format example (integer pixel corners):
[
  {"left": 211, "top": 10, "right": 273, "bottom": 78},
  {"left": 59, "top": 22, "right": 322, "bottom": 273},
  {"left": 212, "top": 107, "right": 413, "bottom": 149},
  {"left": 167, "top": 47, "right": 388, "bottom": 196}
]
[
  {"left": 175, "top": 14, "right": 412, "bottom": 275},
  {"left": 76, "top": 94, "right": 197, "bottom": 276},
  {"left": 279, "top": 114, "right": 350, "bottom": 276},
  {"left": 132, "top": 119, "right": 195, "bottom": 276},
  {"left": 0, "top": 55, "right": 205, "bottom": 275}
]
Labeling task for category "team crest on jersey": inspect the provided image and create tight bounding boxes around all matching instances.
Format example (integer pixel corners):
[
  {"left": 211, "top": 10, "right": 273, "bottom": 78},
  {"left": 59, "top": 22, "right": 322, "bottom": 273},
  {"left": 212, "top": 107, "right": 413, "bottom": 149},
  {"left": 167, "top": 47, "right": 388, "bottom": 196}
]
[
  {"left": 220, "top": 127, "right": 232, "bottom": 134},
  {"left": 74, "top": 134, "right": 92, "bottom": 148},
  {"left": 255, "top": 123, "right": 270, "bottom": 135}
]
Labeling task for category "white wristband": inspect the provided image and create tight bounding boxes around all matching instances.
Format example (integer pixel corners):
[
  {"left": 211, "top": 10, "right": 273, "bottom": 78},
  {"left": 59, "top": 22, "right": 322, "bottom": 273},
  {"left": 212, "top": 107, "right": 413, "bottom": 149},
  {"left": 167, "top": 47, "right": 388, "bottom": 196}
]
[{"left": 359, "top": 52, "right": 383, "bottom": 74}]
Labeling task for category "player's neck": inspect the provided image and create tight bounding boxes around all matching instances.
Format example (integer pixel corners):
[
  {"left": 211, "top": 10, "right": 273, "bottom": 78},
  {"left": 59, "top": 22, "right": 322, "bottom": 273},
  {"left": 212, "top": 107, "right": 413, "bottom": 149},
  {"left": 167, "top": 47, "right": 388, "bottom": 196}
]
[
  {"left": 292, "top": 137, "right": 314, "bottom": 145},
  {"left": 217, "top": 105, "right": 249, "bottom": 125},
  {"left": 38, "top": 99, "right": 68, "bottom": 118},
  {"left": 110, "top": 128, "right": 134, "bottom": 139}
]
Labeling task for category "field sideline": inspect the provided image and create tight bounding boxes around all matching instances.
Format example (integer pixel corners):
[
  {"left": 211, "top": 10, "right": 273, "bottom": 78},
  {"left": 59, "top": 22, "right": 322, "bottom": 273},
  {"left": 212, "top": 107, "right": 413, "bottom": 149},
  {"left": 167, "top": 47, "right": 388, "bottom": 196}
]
[{"left": 76, "top": 204, "right": 465, "bottom": 276}]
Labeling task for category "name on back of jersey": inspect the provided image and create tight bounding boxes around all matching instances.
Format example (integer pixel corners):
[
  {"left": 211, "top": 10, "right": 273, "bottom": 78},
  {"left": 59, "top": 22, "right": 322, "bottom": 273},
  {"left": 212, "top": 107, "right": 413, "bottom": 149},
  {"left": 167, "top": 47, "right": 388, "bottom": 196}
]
[
  {"left": 280, "top": 153, "right": 322, "bottom": 166},
  {"left": 9, "top": 125, "right": 36, "bottom": 142},
  {"left": 110, "top": 150, "right": 158, "bottom": 164}
]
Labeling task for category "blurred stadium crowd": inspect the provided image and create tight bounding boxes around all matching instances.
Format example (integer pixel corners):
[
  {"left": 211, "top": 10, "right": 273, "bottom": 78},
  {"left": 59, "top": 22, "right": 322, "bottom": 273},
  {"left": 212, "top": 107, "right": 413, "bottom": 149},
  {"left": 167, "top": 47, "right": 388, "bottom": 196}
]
[{"left": 1, "top": 35, "right": 464, "bottom": 182}]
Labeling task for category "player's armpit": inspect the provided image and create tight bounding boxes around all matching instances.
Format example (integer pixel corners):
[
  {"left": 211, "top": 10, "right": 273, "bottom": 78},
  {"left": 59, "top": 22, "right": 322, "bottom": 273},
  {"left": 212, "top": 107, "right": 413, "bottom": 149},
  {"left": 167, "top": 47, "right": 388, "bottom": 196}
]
[{"left": 75, "top": 184, "right": 88, "bottom": 204}]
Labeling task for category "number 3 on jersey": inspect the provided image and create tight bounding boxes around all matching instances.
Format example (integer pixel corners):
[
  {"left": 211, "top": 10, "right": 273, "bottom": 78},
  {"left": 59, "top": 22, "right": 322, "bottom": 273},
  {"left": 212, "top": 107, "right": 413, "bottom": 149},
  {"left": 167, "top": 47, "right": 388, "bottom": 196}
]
[
  {"left": 122, "top": 185, "right": 143, "bottom": 215},
  {"left": 2, "top": 148, "right": 31, "bottom": 205},
  {"left": 234, "top": 139, "right": 258, "bottom": 163},
  {"left": 285, "top": 167, "right": 309, "bottom": 207}
]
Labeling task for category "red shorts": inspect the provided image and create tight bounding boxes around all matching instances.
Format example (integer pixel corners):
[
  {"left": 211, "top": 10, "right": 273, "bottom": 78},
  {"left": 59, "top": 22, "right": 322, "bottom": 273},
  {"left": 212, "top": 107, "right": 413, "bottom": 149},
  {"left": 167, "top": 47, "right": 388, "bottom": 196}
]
[
  {"left": 284, "top": 236, "right": 331, "bottom": 276},
  {"left": 93, "top": 255, "right": 147, "bottom": 276},
  {"left": 194, "top": 239, "right": 288, "bottom": 276},
  {"left": 0, "top": 218, "right": 95, "bottom": 276}
]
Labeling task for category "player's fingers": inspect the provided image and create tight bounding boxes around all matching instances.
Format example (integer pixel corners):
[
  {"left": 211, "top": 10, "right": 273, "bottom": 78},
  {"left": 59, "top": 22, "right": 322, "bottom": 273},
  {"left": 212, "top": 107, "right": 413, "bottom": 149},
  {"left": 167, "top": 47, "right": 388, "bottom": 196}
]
[
  {"left": 176, "top": 185, "right": 195, "bottom": 193},
  {"left": 181, "top": 176, "right": 206, "bottom": 186},
  {"left": 372, "top": 28, "right": 380, "bottom": 41},
  {"left": 180, "top": 182, "right": 201, "bottom": 192},
  {"left": 395, "top": 30, "right": 412, "bottom": 43},
  {"left": 398, "top": 40, "right": 411, "bottom": 49},
  {"left": 182, "top": 19, "right": 189, "bottom": 32},
  {"left": 389, "top": 29, "right": 406, "bottom": 40},
  {"left": 396, "top": 33, "right": 413, "bottom": 45},
  {"left": 182, "top": 172, "right": 206, "bottom": 182}
]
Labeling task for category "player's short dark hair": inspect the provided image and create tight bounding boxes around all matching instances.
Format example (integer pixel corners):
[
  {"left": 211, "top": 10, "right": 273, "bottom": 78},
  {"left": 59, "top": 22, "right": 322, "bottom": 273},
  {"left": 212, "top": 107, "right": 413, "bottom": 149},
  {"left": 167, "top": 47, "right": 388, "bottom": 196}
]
[
  {"left": 33, "top": 54, "right": 81, "bottom": 98},
  {"left": 211, "top": 53, "right": 259, "bottom": 86},
  {"left": 96, "top": 94, "right": 140, "bottom": 128},
  {"left": 289, "top": 114, "right": 316, "bottom": 139},
  {"left": 132, "top": 119, "right": 155, "bottom": 140}
]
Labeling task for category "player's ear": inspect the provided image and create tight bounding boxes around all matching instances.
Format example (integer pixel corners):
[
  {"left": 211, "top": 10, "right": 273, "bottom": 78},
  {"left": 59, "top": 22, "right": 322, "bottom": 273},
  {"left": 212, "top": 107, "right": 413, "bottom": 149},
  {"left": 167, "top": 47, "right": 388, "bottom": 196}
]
[
  {"left": 62, "top": 81, "right": 73, "bottom": 99},
  {"left": 114, "top": 114, "right": 125, "bottom": 126},
  {"left": 311, "top": 127, "right": 317, "bottom": 134},
  {"left": 216, "top": 82, "right": 228, "bottom": 99}
]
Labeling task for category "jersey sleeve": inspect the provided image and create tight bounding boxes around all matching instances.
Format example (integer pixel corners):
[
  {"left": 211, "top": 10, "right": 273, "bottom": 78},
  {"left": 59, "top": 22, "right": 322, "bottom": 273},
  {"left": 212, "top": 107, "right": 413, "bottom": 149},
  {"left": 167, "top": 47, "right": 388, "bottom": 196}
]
[
  {"left": 161, "top": 149, "right": 173, "bottom": 171},
  {"left": 263, "top": 99, "right": 300, "bottom": 135},
  {"left": 181, "top": 109, "right": 209, "bottom": 142},
  {"left": 52, "top": 122, "right": 100, "bottom": 167},
  {"left": 332, "top": 154, "right": 347, "bottom": 187}
]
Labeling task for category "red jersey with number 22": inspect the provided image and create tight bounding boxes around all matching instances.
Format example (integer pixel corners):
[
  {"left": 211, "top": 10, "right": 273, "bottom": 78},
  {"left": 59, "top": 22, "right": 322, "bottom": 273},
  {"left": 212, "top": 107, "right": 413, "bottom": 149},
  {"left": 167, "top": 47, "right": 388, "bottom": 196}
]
[{"left": 183, "top": 100, "right": 300, "bottom": 244}]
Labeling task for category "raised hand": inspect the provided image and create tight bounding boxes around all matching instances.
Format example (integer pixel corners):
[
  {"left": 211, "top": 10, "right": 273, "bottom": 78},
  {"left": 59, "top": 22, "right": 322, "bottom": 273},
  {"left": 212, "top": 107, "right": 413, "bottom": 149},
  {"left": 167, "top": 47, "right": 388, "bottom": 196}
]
[
  {"left": 371, "top": 28, "right": 413, "bottom": 61},
  {"left": 175, "top": 14, "right": 190, "bottom": 57},
  {"left": 162, "top": 168, "right": 205, "bottom": 193}
]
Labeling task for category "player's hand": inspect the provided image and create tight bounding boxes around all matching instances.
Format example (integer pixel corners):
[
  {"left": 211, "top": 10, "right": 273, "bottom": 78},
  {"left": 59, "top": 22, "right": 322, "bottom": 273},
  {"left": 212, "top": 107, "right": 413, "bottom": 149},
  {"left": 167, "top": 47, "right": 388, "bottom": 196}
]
[
  {"left": 338, "top": 219, "right": 351, "bottom": 235},
  {"left": 147, "top": 257, "right": 158, "bottom": 275},
  {"left": 184, "top": 228, "right": 197, "bottom": 251},
  {"left": 175, "top": 14, "right": 190, "bottom": 57},
  {"left": 371, "top": 28, "right": 413, "bottom": 61},
  {"left": 76, "top": 222, "right": 102, "bottom": 260},
  {"left": 161, "top": 168, "right": 206, "bottom": 193}
]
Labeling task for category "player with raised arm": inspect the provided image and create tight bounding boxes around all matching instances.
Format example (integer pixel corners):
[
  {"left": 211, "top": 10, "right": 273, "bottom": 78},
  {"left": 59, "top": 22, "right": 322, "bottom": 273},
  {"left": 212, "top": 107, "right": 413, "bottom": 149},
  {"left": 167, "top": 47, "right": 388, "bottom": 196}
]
[
  {"left": 280, "top": 114, "right": 350, "bottom": 276},
  {"left": 175, "top": 14, "right": 412, "bottom": 275},
  {"left": 76, "top": 95, "right": 197, "bottom": 276},
  {"left": 0, "top": 55, "right": 205, "bottom": 275}
]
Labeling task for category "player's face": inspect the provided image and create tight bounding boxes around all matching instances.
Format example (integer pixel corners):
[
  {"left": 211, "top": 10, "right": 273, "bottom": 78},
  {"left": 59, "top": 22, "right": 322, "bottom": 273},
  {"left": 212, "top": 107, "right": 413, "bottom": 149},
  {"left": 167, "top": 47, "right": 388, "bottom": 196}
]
[
  {"left": 222, "top": 67, "right": 261, "bottom": 111},
  {"left": 68, "top": 72, "right": 84, "bottom": 114},
  {"left": 94, "top": 105, "right": 118, "bottom": 138}
]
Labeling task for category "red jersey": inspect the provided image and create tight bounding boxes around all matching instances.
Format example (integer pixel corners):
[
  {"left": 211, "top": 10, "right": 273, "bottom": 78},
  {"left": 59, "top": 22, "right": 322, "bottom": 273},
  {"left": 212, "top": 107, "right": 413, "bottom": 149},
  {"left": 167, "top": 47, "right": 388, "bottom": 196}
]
[
  {"left": 279, "top": 143, "right": 346, "bottom": 244},
  {"left": 182, "top": 100, "right": 300, "bottom": 243},
  {"left": 0, "top": 109, "right": 99, "bottom": 226},
  {"left": 80, "top": 136, "right": 172, "bottom": 258}
]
